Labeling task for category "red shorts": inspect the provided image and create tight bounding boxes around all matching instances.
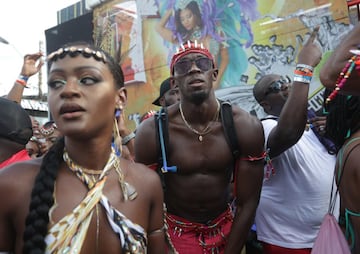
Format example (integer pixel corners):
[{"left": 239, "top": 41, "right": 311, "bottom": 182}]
[
  {"left": 262, "top": 242, "right": 311, "bottom": 254},
  {"left": 165, "top": 206, "right": 233, "bottom": 254}
]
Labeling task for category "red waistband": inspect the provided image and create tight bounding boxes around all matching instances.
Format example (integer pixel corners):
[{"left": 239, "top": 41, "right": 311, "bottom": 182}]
[{"left": 166, "top": 206, "right": 233, "bottom": 232}]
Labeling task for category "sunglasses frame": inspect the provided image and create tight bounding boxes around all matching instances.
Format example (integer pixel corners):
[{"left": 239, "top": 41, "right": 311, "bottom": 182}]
[
  {"left": 174, "top": 57, "right": 213, "bottom": 75},
  {"left": 264, "top": 75, "right": 291, "bottom": 97}
]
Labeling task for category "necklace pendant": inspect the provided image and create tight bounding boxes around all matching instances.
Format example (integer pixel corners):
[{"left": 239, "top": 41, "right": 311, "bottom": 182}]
[{"left": 198, "top": 135, "right": 203, "bottom": 142}]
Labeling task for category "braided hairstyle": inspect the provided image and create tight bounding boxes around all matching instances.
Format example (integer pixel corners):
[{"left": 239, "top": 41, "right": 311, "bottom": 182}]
[
  {"left": 324, "top": 88, "right": 360, "bottom": 152},
  {"left": 22, "top": 43, "right": 124, "bottom": 253}
]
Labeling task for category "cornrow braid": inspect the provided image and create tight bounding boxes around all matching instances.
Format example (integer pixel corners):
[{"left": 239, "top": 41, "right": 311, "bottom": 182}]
[
  {"left": 23, "top": 137, "right": 65, "bottom": 254},
  {"left": 324, "top": 89, "right": 360, "bottom": 150}
]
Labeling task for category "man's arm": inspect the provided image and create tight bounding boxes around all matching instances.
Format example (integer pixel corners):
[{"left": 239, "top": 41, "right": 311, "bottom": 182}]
[
  {"left": 224, "top": 113, "right": 265, "bottom": 254},
  {"left": 267, "top": 27, "right": 322, "bottom": 158},
  {"left": 134, "top": 116, "right": 159, "bottom": 166},
  {"left": 320, "top": 23, "right": 360, "bottom": 95}
]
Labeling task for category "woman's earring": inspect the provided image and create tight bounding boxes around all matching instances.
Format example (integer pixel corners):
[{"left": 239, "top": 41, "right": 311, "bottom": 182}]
[
  {"left": 113, "top": 113, "right": 122, "bottom": 156},
  {"left": 115, "top": 108, "right": 121, "bottom": 118}
]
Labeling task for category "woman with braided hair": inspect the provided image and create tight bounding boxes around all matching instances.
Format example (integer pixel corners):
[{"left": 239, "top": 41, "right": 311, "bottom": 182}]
[
  {"left": 324, "top": 89, "right": 360, "bottom": 253},
  {"left": 0, "top": 43, "right": 165, "bottom": 253}
]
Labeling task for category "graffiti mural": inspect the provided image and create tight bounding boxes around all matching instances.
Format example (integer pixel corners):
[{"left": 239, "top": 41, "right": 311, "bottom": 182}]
[{"left": 92, "top": 0, "right": 352, "bottom": 128}]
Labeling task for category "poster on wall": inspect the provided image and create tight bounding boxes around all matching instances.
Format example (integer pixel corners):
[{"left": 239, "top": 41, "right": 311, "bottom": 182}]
[
  {"left": 93, "top": 0, "right": 352, "bottom": 127},
  {"left": 93, "top": 0, "right": 146, "bottom": 84}
]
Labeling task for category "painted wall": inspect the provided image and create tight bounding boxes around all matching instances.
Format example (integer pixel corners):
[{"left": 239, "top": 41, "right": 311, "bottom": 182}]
[{"left": 92, "top": 0, "right": 352, "bottom": 128}]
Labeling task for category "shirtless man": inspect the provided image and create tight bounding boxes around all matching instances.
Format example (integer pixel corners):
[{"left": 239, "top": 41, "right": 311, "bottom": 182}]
[{"left": 135, "top": 41, "right": 265, "bottom": 254}]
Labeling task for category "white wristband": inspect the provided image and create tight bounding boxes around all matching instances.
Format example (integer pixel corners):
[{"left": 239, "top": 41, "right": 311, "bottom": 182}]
[{"left": 122, "top": 132, "right": 136, "bottom": 145}]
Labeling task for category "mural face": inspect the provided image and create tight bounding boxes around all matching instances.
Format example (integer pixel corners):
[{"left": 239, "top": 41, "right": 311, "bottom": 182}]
[{"left": 93, "top": 0, "right": 352, "bottom": 127}]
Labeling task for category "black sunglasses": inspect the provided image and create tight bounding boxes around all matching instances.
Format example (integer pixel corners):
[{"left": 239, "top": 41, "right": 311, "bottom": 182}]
[
  {"left": 174, "top": 57, "right": 213, "bottom": 75},
  {"left": 264, "top": 75, "right": 291, "bottom": 96}
]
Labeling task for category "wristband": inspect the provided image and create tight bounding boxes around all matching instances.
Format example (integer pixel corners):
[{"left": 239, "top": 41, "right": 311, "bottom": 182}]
[
  {"left": 19, "top": 75, "right": 29, "bottom": 82},
  {"left": 296, "top": 64, "right": 314, "bottom": 72},
  {"left": 122, "top": 132, "right": 136, "bottom": 145},
  {"left": 16, "top": 75, "right": 29, "bottom": 88},
  {"left": 293, "top": 75, "right": 312, "bottom": 84},
  {"left": 294, "top": 69, "right": 313, "bottom": 77}
]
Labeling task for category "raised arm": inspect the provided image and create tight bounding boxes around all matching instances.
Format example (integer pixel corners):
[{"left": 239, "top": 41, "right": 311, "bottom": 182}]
[
  {"left": 267, "top": 27, "right": 322, "bottom": 158},
  {"left": 155, "top": 9, "right": 177, "bottom": 44},
  {"left": 6, "top": 52, "right": 43, "bottom": 103},
  {"left": 320, "top": 23, "right": 360, "bottom": 95}
]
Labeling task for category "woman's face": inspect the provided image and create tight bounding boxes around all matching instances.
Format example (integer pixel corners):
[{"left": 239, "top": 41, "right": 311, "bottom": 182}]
[
  {"left": 47, "top": 53, "right": 120, "bottom": 140},
  {"left": 180, "top": 8, "right": 197, "bottom": 31},
  {"left": 26, "top": 140, "right": 40, "bottom": 158}
]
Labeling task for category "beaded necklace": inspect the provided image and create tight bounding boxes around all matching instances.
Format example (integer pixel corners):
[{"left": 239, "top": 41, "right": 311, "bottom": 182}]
[
  {"left": 63, "top": 148, "right": 137, "bottom": 201},
  {"left": 326, "top": 52, "right": 360, "bottom": 104}
]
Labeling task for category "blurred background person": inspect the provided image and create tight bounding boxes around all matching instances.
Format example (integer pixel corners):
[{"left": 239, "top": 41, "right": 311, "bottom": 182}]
[
  {"left": 152, "top": 77, "right": 180, "bottom": 107},
  {"left": 0, "top": 97, "right": 33, "bottom": 168},
  {"left": 38, "top": 120, "right": 62, "bottom": 156}
]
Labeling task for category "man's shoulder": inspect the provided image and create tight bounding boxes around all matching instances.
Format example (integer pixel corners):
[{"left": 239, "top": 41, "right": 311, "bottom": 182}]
[
  {"left": 0, "top": 158, "right": 41, "bottom": 204},
  {"left": 231, "top": 106, "right": 262, "bottom": 127}
]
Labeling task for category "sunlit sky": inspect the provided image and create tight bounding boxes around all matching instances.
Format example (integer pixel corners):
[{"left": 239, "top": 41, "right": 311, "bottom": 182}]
[{"left": 0, "top": 0, "right": 79, "bottom": 96}]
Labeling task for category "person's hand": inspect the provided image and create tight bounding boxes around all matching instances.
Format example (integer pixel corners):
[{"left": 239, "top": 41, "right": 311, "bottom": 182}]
[
  {"left": 297, "top": 26, "right": 322, "bottom": 68},
  {"left": 20, "top": 52, "right": 44, "bottom": 77},
  {"left": 308, "top": 115, "right": 327, "bottom": 135}
]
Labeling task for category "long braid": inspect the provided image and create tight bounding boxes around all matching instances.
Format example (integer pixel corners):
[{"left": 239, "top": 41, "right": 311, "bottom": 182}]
[
  {"left": 21, "top": 43, "right": 125, "bottom": 253},
  {"left": 22, "top": 137, "right": 64, "bottom": 254},
  {"left": 325, "top": 89, "right": 360, "bottom": 151}
]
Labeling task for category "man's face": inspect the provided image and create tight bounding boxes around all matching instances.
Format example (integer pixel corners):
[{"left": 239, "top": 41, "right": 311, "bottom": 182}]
[
  {"left": 173, "top": 52, "right": 217, "bottom": 104},
  {"left": 162, "top": 87, "right": 180, "bottom": 106}
]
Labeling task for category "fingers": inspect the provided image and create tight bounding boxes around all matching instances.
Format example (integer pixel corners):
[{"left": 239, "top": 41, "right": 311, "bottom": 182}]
[
  {"left": 24, "top": 52, "right": 43, "bottom": 61},
  {"left": 307, "top": 25, "right": 320, "bottom": 44}
]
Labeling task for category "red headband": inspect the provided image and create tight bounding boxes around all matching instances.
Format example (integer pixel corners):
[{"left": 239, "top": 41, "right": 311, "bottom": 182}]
[{"left": 170, "top": 40, "right": 214, "bottom": 75}]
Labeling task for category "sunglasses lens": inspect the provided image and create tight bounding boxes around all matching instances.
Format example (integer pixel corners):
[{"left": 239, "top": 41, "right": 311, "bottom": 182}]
[
  {"left": 195, "top": 58, "right": 212, "bottom": 72},
  {"left": 174, "top": 60, "right": 192, "bottom": 75},
  {"left": 174, "top": 58, "right": 212, "bottom": 75}
]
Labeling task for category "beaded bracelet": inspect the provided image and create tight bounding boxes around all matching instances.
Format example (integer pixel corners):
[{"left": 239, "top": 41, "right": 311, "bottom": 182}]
[{"left": 326, "top": 54, "right": 360, "bottom": 104}]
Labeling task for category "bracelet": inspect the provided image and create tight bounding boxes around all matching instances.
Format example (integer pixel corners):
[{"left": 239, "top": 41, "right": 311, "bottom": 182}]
[
  {"left": 296, "top": 64, "right": 314, "bottom": 73},
  {"left": 15, "top": 79, "right": 28, "bottom": 88},
  {"left": 122, "top": 132, "right": 136, "bottom": 145},
  {"left": 16, "top": 75, "right": 29, "bottom": 88},
  {"left": 294, "top": 75, "right": 312, "bottom": 84},
  {"left": 19, "top": 75, "right": 29, "bottom": 82},
  {"left": 294, "top": 69, "right": 313, "bottom": 77}
]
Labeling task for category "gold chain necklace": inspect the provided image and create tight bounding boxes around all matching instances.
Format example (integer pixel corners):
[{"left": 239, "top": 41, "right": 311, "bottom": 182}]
[{"left": 179, "top": 99, "right": 220, "bottom": 142}]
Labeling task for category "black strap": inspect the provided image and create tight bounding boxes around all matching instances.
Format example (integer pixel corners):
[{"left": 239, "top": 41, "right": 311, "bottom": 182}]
[
  {"left": 155, "top": 107, "right": 169, "bottom": 167},
  {"left": 155, "top": 101, "right": 240, "bottom": 180},
  {"left": 260, "top": 116, "right": 279, "bottom": 121},
  {"left": 220, "top": 100, "right": 240, "bottom": 159},
  {"left": 155, "top": 107, "right": 168, "bottom": 191}
]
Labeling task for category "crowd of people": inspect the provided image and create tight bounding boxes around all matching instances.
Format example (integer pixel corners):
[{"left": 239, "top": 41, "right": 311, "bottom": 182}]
[{"left": 0, "top": 20, "right": 359, "bottom": 254}]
